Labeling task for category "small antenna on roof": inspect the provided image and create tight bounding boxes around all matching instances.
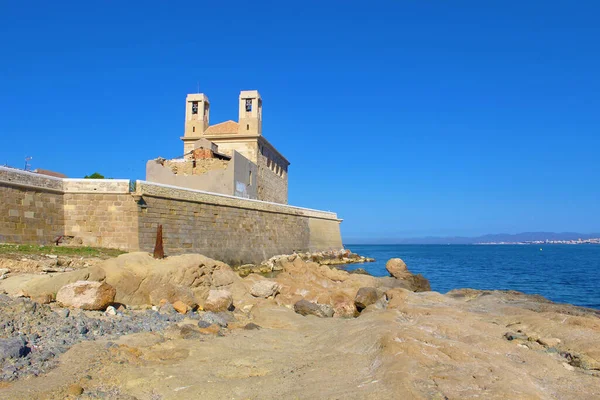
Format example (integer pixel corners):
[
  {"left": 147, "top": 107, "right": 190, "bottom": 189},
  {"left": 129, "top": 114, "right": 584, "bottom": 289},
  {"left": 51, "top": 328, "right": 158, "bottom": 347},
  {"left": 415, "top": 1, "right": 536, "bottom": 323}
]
[
  {"left": 24, "top": 156, "right": 32, "bottom": 171},
  {"left": 197, "top": 81, "right": 200, "bottom": 93}
]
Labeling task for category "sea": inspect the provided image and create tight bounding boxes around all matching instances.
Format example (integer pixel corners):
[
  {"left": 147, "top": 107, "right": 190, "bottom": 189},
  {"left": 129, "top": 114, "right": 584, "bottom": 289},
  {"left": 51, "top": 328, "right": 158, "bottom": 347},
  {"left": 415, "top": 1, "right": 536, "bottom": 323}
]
[{"left": 343, "top": 244, "right": 600, "bottom": 310}]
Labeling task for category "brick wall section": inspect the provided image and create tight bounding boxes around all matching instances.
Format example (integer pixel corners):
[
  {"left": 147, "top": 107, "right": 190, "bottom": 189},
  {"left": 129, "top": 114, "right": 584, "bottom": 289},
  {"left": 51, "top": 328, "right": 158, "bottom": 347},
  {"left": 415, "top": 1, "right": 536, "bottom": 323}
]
[
  {"left": 256, "top": 150, "right": 288, "bottom": 204},
  {"left": 0, "top": 168, "right": 65, "bottom": 244}
]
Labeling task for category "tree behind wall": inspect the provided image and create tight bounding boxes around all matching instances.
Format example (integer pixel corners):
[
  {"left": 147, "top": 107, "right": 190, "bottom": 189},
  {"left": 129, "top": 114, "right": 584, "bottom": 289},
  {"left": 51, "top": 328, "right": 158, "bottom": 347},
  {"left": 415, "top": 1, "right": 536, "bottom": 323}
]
[{"left": 84, "top": 172, "right": 105, "bottom": 179}]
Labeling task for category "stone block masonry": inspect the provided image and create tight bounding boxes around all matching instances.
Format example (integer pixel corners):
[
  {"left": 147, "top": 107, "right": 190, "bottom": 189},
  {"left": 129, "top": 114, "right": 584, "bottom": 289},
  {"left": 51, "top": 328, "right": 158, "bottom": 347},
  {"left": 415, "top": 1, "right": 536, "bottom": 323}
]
[
  {"left": 0, "top": 167, "right": 343, "bottom": 264},
  {"left": 0, "top": 172, "right": 64, "bottom": 245}
]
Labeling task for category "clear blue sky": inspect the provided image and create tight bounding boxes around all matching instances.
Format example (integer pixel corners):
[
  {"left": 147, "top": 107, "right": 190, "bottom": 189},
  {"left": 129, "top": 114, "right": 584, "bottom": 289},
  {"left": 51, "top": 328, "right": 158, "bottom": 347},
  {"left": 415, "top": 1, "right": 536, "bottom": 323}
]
[{"left": 1, "top": 1, "right": 599, "bottom": 241}]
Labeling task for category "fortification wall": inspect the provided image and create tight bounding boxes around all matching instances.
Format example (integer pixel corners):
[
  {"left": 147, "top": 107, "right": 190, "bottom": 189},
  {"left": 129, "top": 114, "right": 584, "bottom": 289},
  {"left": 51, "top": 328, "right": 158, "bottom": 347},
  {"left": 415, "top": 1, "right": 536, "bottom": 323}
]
[
  {"left": 0, "top": 168, "right": 65, "bottom": 244},
  {"left": 62, "top": 179, "right": 138, "bottom": 250},
  {"left": 134, "top": 181, "right": 341, "bottom": 264},
  {"left": 0, "top": 167, "right": 342, "bottom": 264}
]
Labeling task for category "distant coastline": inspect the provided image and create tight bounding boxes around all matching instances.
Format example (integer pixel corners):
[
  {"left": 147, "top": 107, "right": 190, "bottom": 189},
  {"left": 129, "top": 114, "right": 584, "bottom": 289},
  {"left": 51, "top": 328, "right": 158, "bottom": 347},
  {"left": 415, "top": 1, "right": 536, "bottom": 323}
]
[
  {"left": 346, "top": 231, "right": 600, "bottom": 245},
  {"left": 476, "top": 238, "right": 600, "bottom": 245}
]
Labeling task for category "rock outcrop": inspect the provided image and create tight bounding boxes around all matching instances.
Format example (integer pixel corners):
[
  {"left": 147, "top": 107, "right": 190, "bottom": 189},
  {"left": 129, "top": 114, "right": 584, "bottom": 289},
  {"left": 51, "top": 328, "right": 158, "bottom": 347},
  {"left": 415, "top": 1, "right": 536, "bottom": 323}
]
[{"left": 0, "top": 253, "right": 248, "bottom": 310}]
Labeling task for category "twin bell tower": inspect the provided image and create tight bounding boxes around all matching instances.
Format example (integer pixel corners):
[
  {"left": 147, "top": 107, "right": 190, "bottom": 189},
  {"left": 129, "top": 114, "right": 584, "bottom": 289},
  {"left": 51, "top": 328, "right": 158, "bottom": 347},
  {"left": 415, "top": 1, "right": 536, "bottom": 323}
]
[{"left": 181, "top": 90, "right": 262, "bottom": 155}]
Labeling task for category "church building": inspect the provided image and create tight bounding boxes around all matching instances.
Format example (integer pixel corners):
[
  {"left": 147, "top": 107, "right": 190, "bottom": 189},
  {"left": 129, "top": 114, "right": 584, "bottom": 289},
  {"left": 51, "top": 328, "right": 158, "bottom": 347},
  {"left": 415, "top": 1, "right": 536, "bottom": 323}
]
[{"left": 146, "top": 91, "right": 290, "bottom": 204}]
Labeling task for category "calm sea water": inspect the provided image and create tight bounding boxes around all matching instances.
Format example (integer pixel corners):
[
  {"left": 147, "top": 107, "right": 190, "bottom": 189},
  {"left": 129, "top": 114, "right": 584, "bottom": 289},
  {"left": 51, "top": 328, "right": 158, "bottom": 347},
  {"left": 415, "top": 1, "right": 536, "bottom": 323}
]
[{"left": 344, "top": 244, "right": 600, "bottom": 309}]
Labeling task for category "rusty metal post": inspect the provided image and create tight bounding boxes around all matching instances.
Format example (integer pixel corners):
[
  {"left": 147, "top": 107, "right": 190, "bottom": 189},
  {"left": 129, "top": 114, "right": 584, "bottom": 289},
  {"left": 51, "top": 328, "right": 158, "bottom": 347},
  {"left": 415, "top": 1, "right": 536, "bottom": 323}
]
[{"left": 153, "top": 224, "right": 164, "bottom": 259}]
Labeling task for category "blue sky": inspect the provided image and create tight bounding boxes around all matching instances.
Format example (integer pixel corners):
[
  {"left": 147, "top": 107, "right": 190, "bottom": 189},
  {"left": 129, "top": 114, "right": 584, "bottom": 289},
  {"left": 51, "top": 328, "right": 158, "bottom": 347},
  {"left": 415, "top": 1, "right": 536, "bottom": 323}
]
[{"left": 1, "top": 1, "right": 599, "bottom": 241}]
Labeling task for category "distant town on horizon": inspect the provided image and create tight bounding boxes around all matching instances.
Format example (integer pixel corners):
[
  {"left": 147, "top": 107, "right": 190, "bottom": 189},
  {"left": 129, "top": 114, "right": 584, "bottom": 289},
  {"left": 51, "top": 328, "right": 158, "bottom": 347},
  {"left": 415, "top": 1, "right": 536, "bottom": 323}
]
[{"left": 346, "top": 232, "right": 600, "bottom": 245}]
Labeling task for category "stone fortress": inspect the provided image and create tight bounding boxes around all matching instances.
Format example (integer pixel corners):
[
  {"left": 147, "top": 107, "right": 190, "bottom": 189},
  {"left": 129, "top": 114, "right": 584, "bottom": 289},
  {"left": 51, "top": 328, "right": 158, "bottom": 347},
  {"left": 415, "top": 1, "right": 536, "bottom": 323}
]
[
  {"left": 0, "top": 90, "right": 343, "bottom": 264},
  {"left": 147, "top": 90, "right": 289, "bottom": 204}
]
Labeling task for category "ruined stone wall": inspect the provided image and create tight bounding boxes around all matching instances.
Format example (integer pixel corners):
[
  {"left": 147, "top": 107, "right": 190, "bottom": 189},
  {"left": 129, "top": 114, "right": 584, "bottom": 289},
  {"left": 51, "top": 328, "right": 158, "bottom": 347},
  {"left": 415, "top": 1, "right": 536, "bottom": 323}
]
[
  {"left": 257, "top": 146, "right": 288, "bottom": 204},
  {"left": 0, "top": 168, "right": 65, "bottom": 244},
  {"left": 163, "top": 158, "right": 229, "bottom": 176}
]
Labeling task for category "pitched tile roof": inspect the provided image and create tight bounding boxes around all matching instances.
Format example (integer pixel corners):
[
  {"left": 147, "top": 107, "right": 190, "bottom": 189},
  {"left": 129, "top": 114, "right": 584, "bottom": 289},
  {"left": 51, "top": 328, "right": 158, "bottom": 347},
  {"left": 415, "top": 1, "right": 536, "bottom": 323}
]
[{"left": 204, "top": 120, "right": 239, "bottom": 135}]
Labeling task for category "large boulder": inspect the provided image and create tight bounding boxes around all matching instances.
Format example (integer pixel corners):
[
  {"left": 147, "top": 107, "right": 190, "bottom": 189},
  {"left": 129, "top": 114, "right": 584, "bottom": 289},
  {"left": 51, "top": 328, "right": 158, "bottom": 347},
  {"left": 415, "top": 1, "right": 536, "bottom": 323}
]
[
  {"left": 354, "top": 287, "right": 382, "bottom": 311},
  {"left": 385, "top": 258, "right": 408, "bottom": 278},
  {"left": 56, "top": 281, "right": 116, "bottom": 310},
  {"left": 204, "top": 290, "right": 233, "bottom": 312},
  {"left": 250, "top": 280, "right": 279, "bottom": 298},
  {"left": 293, "top": 299, "right": 334, "bottom": 318}
]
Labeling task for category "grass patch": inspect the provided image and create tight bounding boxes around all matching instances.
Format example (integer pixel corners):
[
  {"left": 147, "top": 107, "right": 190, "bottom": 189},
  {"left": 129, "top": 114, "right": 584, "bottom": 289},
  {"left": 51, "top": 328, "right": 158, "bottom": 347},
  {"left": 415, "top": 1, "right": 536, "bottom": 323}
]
[{"left": 0, "top": 243, "right": 126, "bottom": 258}]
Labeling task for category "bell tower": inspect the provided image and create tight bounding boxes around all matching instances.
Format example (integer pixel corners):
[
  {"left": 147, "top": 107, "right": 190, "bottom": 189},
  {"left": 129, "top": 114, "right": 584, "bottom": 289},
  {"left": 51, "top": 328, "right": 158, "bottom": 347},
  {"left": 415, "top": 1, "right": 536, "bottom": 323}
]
[
  {"left": 238, "top": 90, "right": 262, "bottom": 135},
  {"left": 181, "top": 93, "right": 210, "bottom": 155}
]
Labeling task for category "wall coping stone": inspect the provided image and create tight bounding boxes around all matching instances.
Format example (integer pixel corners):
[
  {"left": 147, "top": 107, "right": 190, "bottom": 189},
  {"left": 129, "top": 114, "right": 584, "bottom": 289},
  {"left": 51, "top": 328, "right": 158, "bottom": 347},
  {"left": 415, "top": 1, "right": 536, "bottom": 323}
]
[{"left": 135, "top": 180, "right": 342, "bottom": 221}]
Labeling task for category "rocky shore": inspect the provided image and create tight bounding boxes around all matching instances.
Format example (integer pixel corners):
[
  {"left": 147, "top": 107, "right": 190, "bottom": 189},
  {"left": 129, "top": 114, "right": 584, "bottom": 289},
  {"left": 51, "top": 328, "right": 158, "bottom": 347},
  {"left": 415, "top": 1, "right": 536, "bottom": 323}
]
[{"left": 0, "top": 250, "right": 598, "bottom": 399}]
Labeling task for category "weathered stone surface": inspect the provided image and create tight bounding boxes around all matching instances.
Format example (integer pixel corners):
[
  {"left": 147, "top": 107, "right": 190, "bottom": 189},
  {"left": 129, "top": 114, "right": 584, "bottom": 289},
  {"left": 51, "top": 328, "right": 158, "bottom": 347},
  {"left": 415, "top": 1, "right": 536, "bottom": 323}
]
[
  {"left": 354, "top": 287, "right": 381, "bottom": 311},
  {"left": 294, "top": 299, "right": 334, "bottom": 318},
  {"left": 56, "top": 281, "right": 116, "bottom": 310},
  {"left": 211, "top": 268, "right": 237, "bottom": 287},
  {"left": 250, "top": 280, "right": 279, "bottom": 298},
  {"left": 386, "top": 288, "right": 410, "bottom": 309},
  {"left": 204, "top": 290, "right": 233, "bottom": 312},
  {"left": 386, "top": 258, "right": 408, "bottom": 278}
]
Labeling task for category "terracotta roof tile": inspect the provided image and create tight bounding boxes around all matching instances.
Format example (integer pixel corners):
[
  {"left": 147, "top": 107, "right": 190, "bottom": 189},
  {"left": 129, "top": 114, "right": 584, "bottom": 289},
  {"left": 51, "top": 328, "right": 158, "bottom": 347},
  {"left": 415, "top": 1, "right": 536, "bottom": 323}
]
[{"left": 204, "top": 120, "right": 239, "bottom": 135}]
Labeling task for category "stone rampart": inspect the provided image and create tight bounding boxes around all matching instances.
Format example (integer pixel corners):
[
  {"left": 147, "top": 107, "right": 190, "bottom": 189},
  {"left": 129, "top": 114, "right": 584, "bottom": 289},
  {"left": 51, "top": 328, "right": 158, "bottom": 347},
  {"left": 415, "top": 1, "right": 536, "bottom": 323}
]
[
  {"left": 0, "top": 167, "right": 343, "bottom": 264},
  {"left": 134, "top": 181, "right": 342, "bottom": 264},
  {"left": 0, "top": 168, "right": 65, "bottom": 244}
]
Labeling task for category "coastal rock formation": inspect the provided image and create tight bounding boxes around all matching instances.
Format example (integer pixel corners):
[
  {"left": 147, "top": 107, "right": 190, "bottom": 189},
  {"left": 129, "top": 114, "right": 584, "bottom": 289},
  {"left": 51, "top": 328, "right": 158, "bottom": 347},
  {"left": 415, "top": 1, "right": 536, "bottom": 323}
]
[
  {"left": 0, "top": 253, "right": 599, "bottom": 399},
  {"left": 56, "top": 281, "right": 115, "bottom": 311},
  {"left": 234, "top": 249, "right": 375, "bottom": 276},
  {"left": 0, "top": 253, "right": 247, "bottom": 310},
  {"left": 385, "top": 257, "right": 431, "bottom": 292}
]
